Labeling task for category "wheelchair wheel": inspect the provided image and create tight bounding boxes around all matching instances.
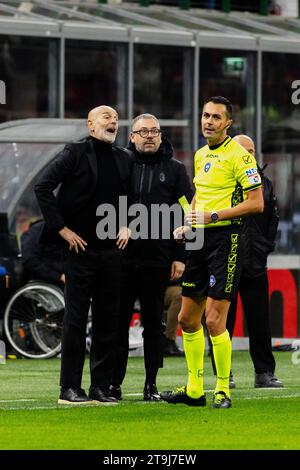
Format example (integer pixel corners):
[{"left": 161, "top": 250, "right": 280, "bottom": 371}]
[{"left": 3, "top": 282, "right": 64, "bottom": 359}]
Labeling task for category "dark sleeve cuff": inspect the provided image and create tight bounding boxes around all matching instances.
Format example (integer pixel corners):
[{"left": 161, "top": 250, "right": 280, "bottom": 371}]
[{"left": 172, "top": 241, "right": 186, "bottom": 263}]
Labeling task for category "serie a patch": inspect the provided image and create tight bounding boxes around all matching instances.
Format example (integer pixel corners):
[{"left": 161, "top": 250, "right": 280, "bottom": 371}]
[{"left": 245, "top": 167, "right": 260, "bottom": 185}]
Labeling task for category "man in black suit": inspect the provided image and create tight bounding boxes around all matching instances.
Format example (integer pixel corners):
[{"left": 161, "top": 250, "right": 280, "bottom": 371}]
[
  {"left": 228, "top": 135, "right": 283, "bottom": 389},
  {"left": 35, "top": 105, "right": 132, "bottom": 405},
  {"left": 110, "top": 113, "right": 193, "bottom": 401}
]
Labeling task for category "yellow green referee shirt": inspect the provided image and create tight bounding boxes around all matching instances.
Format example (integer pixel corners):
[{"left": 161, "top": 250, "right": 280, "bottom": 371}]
[{"left": 193, "top": 136, "right": 262, "bottom": 228}]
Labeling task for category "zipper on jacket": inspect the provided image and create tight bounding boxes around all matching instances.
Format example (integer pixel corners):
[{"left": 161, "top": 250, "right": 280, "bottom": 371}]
[
  {"left": 147, "top": 167, "right": 153, "bottom": 193},
  {"left": 139, "top": 164, "right": 145, "bottom": 202}
]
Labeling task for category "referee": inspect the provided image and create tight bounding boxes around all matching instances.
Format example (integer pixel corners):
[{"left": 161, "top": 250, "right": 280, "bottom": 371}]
[{"left": 161, "top": 96, "right": 264, "bottom": 408}]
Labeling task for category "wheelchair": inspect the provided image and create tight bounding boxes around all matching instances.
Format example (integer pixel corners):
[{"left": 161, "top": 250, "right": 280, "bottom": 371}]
[
  {"left": 0, "top": 214, "right": 65, "bottom": 359},
  {"left": 3, "top": 281, "right": 142, "bottom": 359},
  {"left": 3, "top": 281, "right": 64, "bottom": 359}
]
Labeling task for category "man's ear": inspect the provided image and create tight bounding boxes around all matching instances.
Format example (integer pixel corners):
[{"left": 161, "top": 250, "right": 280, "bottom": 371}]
[
  {"left": 226, "top": 119, "right": 233, "bottom": 129},
  {"left": 87, "top": 119, "right": 94, "bottom": 132}
]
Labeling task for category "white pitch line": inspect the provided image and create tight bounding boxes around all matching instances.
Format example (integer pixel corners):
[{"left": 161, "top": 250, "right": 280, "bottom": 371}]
[
  {"left": 0, "top": 399, "right": 36, "bottom": 403},
  {"left": 1, "top": 393, "right": 299, "bottom": 411},
  {"left": 242, "top": 393, "right": 300, "bottom": 400},
  {"left": 0, "top": 406, "right": 57, "bottom": 411}
]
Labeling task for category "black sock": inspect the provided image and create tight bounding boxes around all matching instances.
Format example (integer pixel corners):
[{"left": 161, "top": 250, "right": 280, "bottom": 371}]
[{"left": 145, "top": 368, "right": 158, "bottom": 385}]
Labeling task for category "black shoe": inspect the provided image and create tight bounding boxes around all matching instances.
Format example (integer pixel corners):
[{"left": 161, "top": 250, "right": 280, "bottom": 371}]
[
  {"left": 212, "top": 391, "right": 232, "bottom": 409},
  {"left": 254, "top": 372, "right": 284, "bottom": 388},
  {"left": 160, "top": 386, "right": 206, "bottom": 406},
  {"left": 164, "top": 339, "right": 185, "bottom": 357},
  {"left": 89, "top": 387, "right": 118, "bottom": 405},
  {"left": 229, "top": 371, "right": 236, "bottom": 389},
  {"left": 143, "top": 383, "right": 162, "bottom": 401},
  {"left": 58, "top": 387, "right": 94, "bottom": 405},
  {"left": 108, "top": 385, "right": 122, "bottom": 401}
]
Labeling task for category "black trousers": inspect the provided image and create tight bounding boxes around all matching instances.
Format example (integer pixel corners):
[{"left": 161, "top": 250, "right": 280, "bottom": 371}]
[
  {"left": 111, "top": 265, "right": 170, "bottom": 386},
  {"left": 227, "top": 270, "right": 275, "bottom": 374},
  {"left": 60, "top": 248, "right": 122, "bottom": 389}
]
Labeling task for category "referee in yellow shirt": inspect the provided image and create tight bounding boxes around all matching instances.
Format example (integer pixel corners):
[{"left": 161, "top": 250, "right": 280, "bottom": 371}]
[{"left": 161, "top": 96, "right": 264, "bottom": 408}]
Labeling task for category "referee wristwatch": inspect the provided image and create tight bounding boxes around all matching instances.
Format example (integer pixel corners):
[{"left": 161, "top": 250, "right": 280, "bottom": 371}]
[{"left": 210, "top": 212, "right": 219, "bottom": 223}]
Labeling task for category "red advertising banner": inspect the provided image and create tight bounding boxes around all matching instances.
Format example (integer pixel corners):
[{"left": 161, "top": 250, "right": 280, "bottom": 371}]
[{"left": 234, "top": 269, "right": 299, "bottom": 338}]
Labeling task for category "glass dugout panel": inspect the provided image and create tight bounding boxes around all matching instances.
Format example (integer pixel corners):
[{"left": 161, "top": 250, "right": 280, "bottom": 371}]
[
  {"left": 65, "top": 40, "right": 128, "bottom": 119},
  {"left": 133, "top": 44, "right": 193, "bottom": 121},
  {"left": 262, "top": 52, "right": 300, "bottom": 254},
  {"left": 0, "top": 36, "right": 59, "bottom": 123},
  {"left": 198, "top": 49, "right": 257, "bottom": 148},
  {"left": 262, "top": 153, "right": 297, "bottom": 254},
  {"left": 262, "top": 52, "right": 300, "bottom": 155}
]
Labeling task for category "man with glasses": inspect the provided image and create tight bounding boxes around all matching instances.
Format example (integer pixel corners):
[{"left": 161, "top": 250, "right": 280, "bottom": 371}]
[{"left": 110, "top": 113, "right": 193, "bottom": 401}]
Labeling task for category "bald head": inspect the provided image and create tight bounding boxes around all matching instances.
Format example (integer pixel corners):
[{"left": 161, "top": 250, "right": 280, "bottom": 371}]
[
  {"left": 233, "top": 134, "right": 255, "bottom": 157},
  {"left": 87, "top": 105, "right": 116, "bottom": 122},
  {"left": 87, "top": 105, "right": 118, "bottom": 143}
]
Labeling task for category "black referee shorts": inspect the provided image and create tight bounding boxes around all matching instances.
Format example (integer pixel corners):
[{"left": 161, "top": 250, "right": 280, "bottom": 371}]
[{"left": 181, "top": 226, "right": 243, "bottom": 300}]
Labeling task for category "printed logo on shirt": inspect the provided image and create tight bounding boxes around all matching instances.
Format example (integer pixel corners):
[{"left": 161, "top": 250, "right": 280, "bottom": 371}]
[
  {"left": 227, "top": 264, "right": 236, "bottom": 273},
  {"left": 204, "top": 162, "right": 211, "bottom": 173},
  {"left": 225, "top": 232, "right": 239, "bottom": 294},
  {"left": 247, "top": 174, "right": 260, "bottom": 185},
  {"left": 225, "top": 283, "right": 233, "bottom": 293},
  {"left": 242, "top": 154, "right": 252, "bottom": 164},
  {"left": 159, "top": 172, "right": 166, "bottom": 182},
  {"left": 245, "top": 168, "right": 258, "bottom": 176},
  {"left": 245, "top": 167, "right": 259, "bottom": 185},
  {"left": 228, "top": 253, "right": 237, "bottom": 263},
  {"left": 209, "top": 275, "right": 216, "bottom": 287}
]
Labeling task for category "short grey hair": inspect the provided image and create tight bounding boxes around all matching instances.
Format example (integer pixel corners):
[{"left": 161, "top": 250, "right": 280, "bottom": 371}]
[{"left": 131, "top": 113, "right": 160, "bottom": 131}]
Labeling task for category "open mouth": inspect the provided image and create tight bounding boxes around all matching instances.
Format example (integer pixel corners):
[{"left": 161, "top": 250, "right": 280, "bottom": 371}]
[{"left": 106, "top": 127, "right": 116, "bottom": 134}]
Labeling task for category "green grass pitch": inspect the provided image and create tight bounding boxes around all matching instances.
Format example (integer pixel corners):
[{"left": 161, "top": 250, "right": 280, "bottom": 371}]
[{"left": 0, "top": 351, "right": 299, "bottom": 450}]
